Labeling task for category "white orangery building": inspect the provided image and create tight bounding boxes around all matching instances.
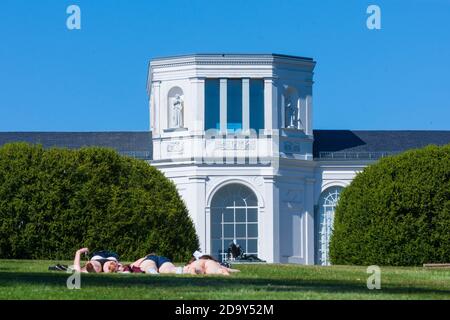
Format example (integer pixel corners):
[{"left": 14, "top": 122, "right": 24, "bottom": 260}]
[
  {"left": 2, "top": 54, "right": 449, "bottom": 265},
  {"left": 146, "top": 53, "right": 450, "bottom": 265}
]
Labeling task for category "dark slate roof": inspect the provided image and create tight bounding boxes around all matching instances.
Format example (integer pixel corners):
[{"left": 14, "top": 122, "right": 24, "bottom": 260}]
[
  {"left": 313, "top": 130, "right": 450, "bottom": 160},
  {"left": 1, "top": 130, "right": 449, "bottom": 162},
  {"left": 0, "top": 132, "right": 152, "bottom": 160}
]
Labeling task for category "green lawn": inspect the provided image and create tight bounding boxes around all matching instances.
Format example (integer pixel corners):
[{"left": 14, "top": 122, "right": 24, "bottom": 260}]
[{"left": 0, "top": 260, "right": 449, "bottom": 300}]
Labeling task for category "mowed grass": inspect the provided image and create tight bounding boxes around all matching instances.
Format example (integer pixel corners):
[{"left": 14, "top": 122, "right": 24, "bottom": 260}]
[{"left": 0, "top": 260, "right": 449, "bottom": 300}]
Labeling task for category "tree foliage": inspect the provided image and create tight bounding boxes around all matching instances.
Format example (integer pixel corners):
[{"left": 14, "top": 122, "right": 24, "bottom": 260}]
[
  {"left": 0, "top": 143, "right": 199, "bottom": 262},
  {"left": 330, "top": 144, "right": 450, "bottom": 266}
]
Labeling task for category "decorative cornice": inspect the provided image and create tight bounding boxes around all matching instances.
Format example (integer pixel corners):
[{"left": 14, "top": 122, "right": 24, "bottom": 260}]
[
  {"left": 151, "top": 53, "right": 313, "bottom": 61},
  {"left": 150, "top": 54, "right": 315, "bottom": 69},
  {"left": 152, "top": 60, "right": 273, "bottom": 68}
]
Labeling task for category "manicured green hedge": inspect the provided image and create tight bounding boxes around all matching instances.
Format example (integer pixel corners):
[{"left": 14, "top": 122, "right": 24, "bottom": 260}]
[
  {"left": 0, "top": 143, "right": 199, "bottom": 262},
  {"left": 330, "top": 144, "right": 450, "bottom": 266}
]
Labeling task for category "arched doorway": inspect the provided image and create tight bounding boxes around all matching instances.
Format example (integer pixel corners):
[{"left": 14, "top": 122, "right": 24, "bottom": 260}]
[
  {"left": 315, "top": 186, "right": 343, "bottom": 266},
  {"left": 210, "top": 183, "right": 258, "bottom": 261}
]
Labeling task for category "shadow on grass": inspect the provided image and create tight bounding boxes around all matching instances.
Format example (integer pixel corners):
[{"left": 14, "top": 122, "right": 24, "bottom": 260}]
[{"left": 1, "top": 271, "right": 449, "bottom": 297}]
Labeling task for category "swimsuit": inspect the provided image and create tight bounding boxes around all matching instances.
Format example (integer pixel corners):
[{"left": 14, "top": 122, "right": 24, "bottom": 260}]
[
  {"left": 143, "top": 255, "right": 171, "bottom": 269},
  {"left": 91, "top": 257, "right": 117, "bottom": 267},
  {"left": 90, "top": 253, "right": 119, "bottom": 267}
]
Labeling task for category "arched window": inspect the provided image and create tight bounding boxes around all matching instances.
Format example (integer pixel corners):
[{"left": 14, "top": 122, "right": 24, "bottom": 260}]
[
  {"left": 210, "top": 184, "right": 258, "bottom": 261},
  {"left": 315, "top": 186, "right": 343, "bottom": 266}
]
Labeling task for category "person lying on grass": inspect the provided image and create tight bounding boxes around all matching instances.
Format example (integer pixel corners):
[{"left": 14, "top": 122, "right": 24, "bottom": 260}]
[
  {"left": 121, "top": 253, "right": 239, "bottom": 275},
  {"left": 122, "top": 253, "right": 182, "bottom": 274},
  {"left": 73, "top": 248, "right": 121, "bottom": 273},
  {"left": 183, "top": 255, "right": 240, "bottom": 276}
]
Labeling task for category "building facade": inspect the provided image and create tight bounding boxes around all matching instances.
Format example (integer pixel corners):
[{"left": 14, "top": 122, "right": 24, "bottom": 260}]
[
  {"left": 1, "top": 53, "right": 449, "bottom": 265},
  {"left": 146, "top": 54, "right": 450, "bottom": 265}
]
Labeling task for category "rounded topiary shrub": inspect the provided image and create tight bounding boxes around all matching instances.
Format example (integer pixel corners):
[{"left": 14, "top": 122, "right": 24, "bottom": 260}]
[
  {"left": 0, "top": 143, "right": 199, "bottom": 262},
  {"left": 330, "top": 144, "right": 450, "bottom": 266}
]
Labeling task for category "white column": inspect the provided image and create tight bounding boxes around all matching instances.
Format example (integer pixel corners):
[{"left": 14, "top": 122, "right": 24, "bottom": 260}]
[
  {"left": 188, "top": 176, "right": 208, "bottom": 252},
  {"left": 149, "top": 87, "right": 154, "bottom": 132},
  {"left": 152, "top": 81, "right": 162, "bottom": 135},
  {"left": 260, "top": 175, "right": 279, "bottom": 263},
  {"left": 220, "top": 79, "right": 227, "bottom": 133},
  {"left": 242, "top": 78, "right": 250, "bottom": 132},
  {"left": 305, "top": 84, "right": 313, "bottom": 136},
  {"left": 304, "top": 178, "right": 315, "bottom": 265},
  {"left": 160, "top": 82, "right": 169, "bottom": 132},
  {"left": 205, "top": 206, "right": 211, "bottom": 255},
  {"left": 190, "top": 77, "right": 205, "bottom": 133},
  {"left": 264, "top": 78, "right": 278, "bottom": 133},
  {"left": 273, "top": 178, "right": 280, "bottom": 263}
]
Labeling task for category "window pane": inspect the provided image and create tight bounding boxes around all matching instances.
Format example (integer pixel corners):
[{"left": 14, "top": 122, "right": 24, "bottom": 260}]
[
  {"left": 247, "top": 239, "right": 257, "bottom": 254},
  {"left": 244, "top": 193, "right": 258, "bottom": 207},
  {"left": 205, "top": 79, "right": 220, "bottom": 130},
  {"left": 223, "top": 239, "right": 234, "bottom": 252},
  {"left": 211, "top": 223, "right": 222, "bottom": 239},
  {"left": 211, "top": 211, "right": 222, "bottom": 224},
  {"left": 250, "top": 79, "right": 264, "bottom": 132},
  {"left": 211, "top": 194, "right": 227, "bottom": 208},
  {"left": 315, "top": 186, "right": 344, "bottom": 266},
  {"left": 209, "top": 184, "right": 260, "bottom": 261},
  {"left": 224, "top": 224, "right": 234, "bottom": 238},
  {"left": 233, "top": 197, "right": 246, "bottom": 207},
  {"left": 236, "top": 224, "right": 246, "bottom": 238},
  {"left": 235, "top": 209, "right": 246, "bottom": 222},
  {"left": 223, "top": 209, "right": 234, "bottom": 222},
  {"left": 247, "top": 209, "right": 258, "bottom": 222},
  {"left": 227, "top": 79, "right": 242, "bottom": 131},
  {"left": 247, "top": 223, "right": 258, "bottom": 238},
  {"left": 235, "top": 239, "right": 246, "bottom": 252},
  {"left": 212, "top": 239, "right": 222, "bottom": 258}
]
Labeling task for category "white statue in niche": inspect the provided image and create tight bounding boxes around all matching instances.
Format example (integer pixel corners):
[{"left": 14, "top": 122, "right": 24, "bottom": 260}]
[
  {"left": 285, "top": 96, "right": 298, "bottom": 129},
  {"left": 170, "top": 94, "right": 184, "bottom": 128}
]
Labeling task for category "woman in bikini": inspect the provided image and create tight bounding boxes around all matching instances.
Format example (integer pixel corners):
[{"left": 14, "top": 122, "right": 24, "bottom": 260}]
[
  {"left": 126, "top": 253, "right": 181, "bottom": 274},
  {"left": 73, "top": 247, "right": 120, "bottom": 273}
]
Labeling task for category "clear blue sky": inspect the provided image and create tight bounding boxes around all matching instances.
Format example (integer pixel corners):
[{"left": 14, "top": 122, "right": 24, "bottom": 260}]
[{"left": 0, "top": 0, "right": 449, "bottom": 132}]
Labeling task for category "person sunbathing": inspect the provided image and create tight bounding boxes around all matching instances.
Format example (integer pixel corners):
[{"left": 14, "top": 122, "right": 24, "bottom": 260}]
[
  {"left": 127, "top": 253, "right": 181, "bottom": 274},
  {"left": 121, "top": 253, "right": 239, "bottom": 275},
  {"left": 183, "top": 255, "right": 240, "bottom": 276},
  {"left": 73, "top": 248, "right": 120, "bottom": 273}
]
